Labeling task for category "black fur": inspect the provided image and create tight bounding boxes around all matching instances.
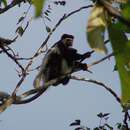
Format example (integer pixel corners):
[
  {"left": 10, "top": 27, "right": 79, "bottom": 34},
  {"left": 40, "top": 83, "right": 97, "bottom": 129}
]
[{"left": 39, "top": 40, "right": 88, "bottom": 86}]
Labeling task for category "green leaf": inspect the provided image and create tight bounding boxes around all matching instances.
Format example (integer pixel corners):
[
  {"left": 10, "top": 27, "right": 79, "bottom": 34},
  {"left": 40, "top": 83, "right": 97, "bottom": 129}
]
[
  {"left": 108, "top": 23, "right": 130, "bottom": 104},
  {"left": 114, "top": 21, "right": 130, "bottom": 33},
  {"left": 32, "top": 0, "right": 45, "bottom": 17},
  {"left": 2, "top": 0, "right": 7, "bottom": 7},
  {"left": 121, "top": 1, "right": 130, "bottom": 20},
  {"left": 87, "top": 5, "right": 108, "bottom": 54}
]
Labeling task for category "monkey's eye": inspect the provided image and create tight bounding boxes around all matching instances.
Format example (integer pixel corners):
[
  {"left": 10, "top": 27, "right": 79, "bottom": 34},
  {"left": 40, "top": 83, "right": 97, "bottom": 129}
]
[{"left": 65, "top": 38, "right": 73, "bottom": 43}]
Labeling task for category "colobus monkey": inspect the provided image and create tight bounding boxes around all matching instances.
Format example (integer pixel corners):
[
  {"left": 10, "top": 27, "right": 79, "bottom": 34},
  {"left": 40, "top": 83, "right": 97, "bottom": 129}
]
[{"left": 33, "top": 34, "right": 91, "bottom": 88}]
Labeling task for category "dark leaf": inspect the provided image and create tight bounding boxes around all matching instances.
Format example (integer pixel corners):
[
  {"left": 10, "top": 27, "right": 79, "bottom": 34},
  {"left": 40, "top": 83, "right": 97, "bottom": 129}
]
[
  {"left": 75, "top": 119, "right": 81, "bottom": 124},
  {"left": 54, "top": 1, "right": 58, "bottom": 5},
  {"left": 46, "top": 26, "right": 51, "bottom": 33},
  {"left": 44, "top": 12, "right": 49, "bottom": 16},
  {"left": 46, "top": 10, "right": 51, "bottom": 13},
  {"left": 44, "top": 16, "right": 51, "bottom": 22},
  {"left": 70, "top": 119, "right": 81, "bottom": 126},
  {"left": 116, "top": 123, "right": 122, "bottom": 129},
  {"left": 60, "top": 1, "right": 66, "bottom": 6},
  {"left": 97, "top": 112, "right": 103, "bottom": 118},
  {"left": 17, "top": 16, "right": 25, "bottom": 25},
  {"left": 16, "top": 26, "right": 24, "bottom": 36},
  {"left": 102, "top": 113, "right": 110, "bottom": 117},
  {"left": 75, "top": 127, "right": 82, "bottom": 130},
  {"left": 93, "top": 127, "right": 100, "bottom": 130}
]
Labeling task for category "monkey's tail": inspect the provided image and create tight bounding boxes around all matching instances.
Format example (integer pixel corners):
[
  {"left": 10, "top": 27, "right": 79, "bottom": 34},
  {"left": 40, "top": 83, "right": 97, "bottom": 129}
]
[{"left": 14, "top": 87, "right": 48, "bottom": 104}]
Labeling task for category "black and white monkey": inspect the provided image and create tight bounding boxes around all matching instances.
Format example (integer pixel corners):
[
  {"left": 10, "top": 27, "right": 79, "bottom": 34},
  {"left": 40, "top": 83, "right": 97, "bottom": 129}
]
[{"left": 33, "top": 34, "right": 91, "bottom": 88}]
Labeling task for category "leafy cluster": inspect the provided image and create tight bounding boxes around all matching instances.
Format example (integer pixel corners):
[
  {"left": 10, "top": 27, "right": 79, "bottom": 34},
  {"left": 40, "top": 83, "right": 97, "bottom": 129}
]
[
  {"left": 70, "top": 113, "right": 130, "bottom": 130},
  {"left": 87, "top": 0, "right": 130, "bottom": 107}
]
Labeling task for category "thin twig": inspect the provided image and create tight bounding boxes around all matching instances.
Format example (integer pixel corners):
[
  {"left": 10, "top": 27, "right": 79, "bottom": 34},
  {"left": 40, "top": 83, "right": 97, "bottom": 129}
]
[
  {"left": 40, "top": 5, "right": 93, "bottom": 49},
  {"left": 5, "top": 46, "right": 16, "bottom": 57},
  {"left": 88, "top": 52, "right": 114, "bottom": 68},
  {"left": 0, "top": 45, "right": 24, "bottom": 72},
  {"left": 71, "top": 75, "right": 121, "bottom": 105},
  {"left": 0, "top": 0, "right": 26, "bottom": 14},
  {"left": 123, "top": 111, "right": 129, "bottom": 129}
]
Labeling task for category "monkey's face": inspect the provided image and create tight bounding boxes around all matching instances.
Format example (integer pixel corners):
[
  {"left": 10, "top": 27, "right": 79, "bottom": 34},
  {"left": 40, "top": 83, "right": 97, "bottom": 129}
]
[{"left": 64, "top": 38, "right": 73, "bottom": 47}]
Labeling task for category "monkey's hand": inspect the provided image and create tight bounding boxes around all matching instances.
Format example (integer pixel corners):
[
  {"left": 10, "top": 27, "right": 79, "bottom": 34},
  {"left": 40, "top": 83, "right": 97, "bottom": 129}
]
[
  {"left": 80, "top": 51, "right": 92, "bottom": 62},
  {"left": 80, "top": 63, "right": 88, "bottom": 71},
  {"left": 83, "top": 51, "right": 92, "bottom": 58}
]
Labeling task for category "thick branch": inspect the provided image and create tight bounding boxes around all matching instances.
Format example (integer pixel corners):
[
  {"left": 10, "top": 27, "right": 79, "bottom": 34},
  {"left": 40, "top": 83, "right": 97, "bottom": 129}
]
[{"left": 13, "top": 75, "right": 71, "bottom": 104}]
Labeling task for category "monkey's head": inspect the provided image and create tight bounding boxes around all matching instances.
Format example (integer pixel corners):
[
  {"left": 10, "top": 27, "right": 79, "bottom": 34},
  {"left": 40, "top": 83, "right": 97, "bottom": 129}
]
[{"left": 61, "top": 34, "right": 74, "bottom": 47}]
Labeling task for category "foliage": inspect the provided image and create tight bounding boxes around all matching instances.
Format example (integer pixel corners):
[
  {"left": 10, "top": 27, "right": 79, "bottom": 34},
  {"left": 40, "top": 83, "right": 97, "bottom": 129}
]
[
  {"left": 70, "top": 113, "right": 130, "bottom": 130},
  {"left": 87, "top": 0, "right": 130, "bottom": 107},
  {"left": 32, "top": 0, "right": 45, "bottom": 17},
  {"left": 0, "top": 0, "right": 130, "bottom": 129},
  {"left": 87, "top": 4, "right": 108, "bottom": 54}
]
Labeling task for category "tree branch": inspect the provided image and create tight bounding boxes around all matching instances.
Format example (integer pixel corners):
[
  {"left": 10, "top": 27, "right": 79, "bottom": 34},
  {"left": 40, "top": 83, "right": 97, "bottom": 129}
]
[
  {"left": 12, "top": 51, "right": 115, "bottom": 105},
  {"left": 11, "top": 4, "right": 93, "bottom": 96},
  {"left": 88, "top": 52, "right": 114, "bottom": 68},
  {"left": 0, "top": 45, "right": 24, "bottom": 72},
  {"left": 40, "top": 5, "right": 93, "bottom": 49},
  {"left": 123, "top": 111, "right": 129, "bottom": 129},
  {"left": 71, "top": 75, "right": 122, "bottom": 105},
  {"left": 0, "top": 0, "right": 26, "bottom": 14},
  {"left": 11, "top": 50, "right": 115, "bottom": 104}
]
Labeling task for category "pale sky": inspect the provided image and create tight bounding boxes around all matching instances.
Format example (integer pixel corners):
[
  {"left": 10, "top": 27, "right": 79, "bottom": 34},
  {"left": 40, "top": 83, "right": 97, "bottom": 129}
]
[{"left": 0, "top": 0, "right": 122, "bottom": 130}]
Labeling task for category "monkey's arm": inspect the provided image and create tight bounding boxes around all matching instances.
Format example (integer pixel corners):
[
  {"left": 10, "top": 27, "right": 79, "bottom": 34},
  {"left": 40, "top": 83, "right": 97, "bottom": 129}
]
[{"left": 67, "top": 48, "right": 92, "bottom": 61}]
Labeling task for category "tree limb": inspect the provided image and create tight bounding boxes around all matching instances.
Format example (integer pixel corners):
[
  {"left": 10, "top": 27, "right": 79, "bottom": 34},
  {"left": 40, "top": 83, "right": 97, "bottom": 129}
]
[
  {"left": 71, "top": 75, "right": 122, "bottom": 105},
  {"left": 11, "top": 4, "right": 93, "bottom": 96},
  {"left": 0, "top": 0, "right": 26, "bottom": 14}
]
